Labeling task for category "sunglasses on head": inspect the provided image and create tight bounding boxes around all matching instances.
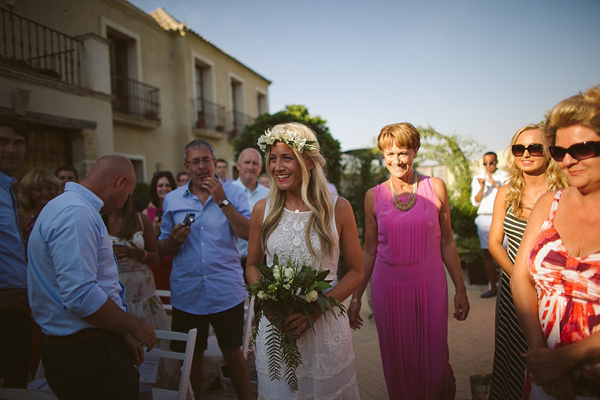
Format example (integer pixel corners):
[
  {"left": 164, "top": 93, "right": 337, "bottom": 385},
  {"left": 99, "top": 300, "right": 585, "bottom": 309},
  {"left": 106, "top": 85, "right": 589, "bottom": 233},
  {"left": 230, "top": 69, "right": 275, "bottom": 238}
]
[
  {"left": 548, "top": 141, "right": 600, "bottom": 162},
  {"left": 511, "top": 143, "right": 545, "bottom": 157}
]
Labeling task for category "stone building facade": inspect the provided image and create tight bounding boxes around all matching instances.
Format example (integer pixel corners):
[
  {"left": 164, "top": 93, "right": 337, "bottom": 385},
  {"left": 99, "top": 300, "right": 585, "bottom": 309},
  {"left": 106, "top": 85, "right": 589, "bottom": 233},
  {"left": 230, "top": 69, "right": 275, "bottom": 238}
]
[{"left": 0, "top": 0, "right": 270, "bottom": 181}]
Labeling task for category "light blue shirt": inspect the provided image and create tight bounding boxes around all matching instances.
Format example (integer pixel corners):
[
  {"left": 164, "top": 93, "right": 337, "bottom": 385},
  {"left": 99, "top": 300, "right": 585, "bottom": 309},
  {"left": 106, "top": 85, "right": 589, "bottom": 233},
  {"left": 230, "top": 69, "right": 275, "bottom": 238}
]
[
  {"left": 232, "top": 179, "right": 269, "bottom": 258},
  {"left": 159, "top": 179, "right": 251, "bottom": 315},
  {"left": 27, "top": 183, "right": 126, "bottom": 336},
  {"left": 0, "top": 171, "right": 27, "bottom": 289}
]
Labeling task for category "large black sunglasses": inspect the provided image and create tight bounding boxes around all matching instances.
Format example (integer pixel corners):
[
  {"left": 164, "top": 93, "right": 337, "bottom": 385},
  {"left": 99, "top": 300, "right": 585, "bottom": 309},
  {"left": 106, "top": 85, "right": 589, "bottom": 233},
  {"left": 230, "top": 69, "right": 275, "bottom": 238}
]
[
  {"left": 548, "top": 141, "right": 600, "bottom": 162},
  {"left": 511, "top": 143, "right": 545, "bottom": 157}
]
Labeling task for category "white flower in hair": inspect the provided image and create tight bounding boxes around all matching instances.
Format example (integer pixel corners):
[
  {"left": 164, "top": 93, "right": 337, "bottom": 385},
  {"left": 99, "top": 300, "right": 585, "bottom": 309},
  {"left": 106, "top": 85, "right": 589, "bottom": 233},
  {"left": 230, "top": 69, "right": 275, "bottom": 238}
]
[{"left": 257, "top": 128, "right": 317, "bottom": 153}]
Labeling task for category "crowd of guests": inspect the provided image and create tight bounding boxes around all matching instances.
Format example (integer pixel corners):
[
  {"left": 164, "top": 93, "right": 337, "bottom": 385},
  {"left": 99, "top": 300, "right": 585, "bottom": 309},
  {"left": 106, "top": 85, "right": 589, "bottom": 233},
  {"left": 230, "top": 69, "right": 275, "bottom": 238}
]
[{"left": 1, "top": 84, "right": 600, "bottom": 400}]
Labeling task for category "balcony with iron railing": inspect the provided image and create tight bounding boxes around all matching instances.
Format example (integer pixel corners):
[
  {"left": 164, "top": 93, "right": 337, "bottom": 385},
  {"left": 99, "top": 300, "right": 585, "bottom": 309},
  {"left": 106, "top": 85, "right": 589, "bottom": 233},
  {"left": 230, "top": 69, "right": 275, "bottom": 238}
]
[
  {"left": 193, "top": 98, "right": 226, "bottom": 132},
  {"left": 111, "top": 73, "right": 161, "bottom": 125},
  {"left": 193, "top": 98, "right": 255, "bottom": 140},
  {"left": 0, "top": 8, "right": 81, "bottom": 85},
  {"left": 228, "top": 110, "right": 255, "bottom": 139}
]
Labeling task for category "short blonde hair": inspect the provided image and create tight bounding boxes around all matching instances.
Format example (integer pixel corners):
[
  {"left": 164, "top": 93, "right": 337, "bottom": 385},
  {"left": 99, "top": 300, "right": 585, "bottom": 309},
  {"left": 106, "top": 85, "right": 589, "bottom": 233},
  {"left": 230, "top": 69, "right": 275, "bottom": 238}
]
[
  {"left": 377, "top": 122, "right": 421, "bottom": 152},
  {"left": 545, "top": 85, "right": 600, "bottom": 146},
  {"left": 20, "top": 168, "right": 60, "bottom": 210}
]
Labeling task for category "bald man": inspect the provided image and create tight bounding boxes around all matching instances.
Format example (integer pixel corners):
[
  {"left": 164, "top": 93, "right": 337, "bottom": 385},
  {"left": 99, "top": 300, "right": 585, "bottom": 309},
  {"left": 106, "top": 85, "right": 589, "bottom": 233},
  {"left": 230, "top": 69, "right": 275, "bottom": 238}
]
[
  {"left": 233, "top": 148, "right": 269, "bottom": 273},
  {"left": 27, "top": 155, "right": 157, "bottom": 400}
]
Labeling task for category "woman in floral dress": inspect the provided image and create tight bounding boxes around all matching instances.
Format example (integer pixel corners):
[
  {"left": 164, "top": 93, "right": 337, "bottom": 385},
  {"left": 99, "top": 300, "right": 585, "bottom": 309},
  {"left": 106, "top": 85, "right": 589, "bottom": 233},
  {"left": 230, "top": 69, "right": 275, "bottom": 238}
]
[
  {"left": 512, "top": 85, "right": 600, "bottom": 399},
  {"left": 104, "top": 196, "right": 168, "bottom": 330}
]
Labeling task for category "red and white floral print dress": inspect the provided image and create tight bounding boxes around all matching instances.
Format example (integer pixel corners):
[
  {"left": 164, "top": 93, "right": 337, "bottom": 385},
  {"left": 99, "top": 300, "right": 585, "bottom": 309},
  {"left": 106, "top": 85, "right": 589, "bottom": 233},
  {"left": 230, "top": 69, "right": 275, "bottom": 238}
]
[{"left": 527, "top": 190, "right": 600, "bottom": 399}]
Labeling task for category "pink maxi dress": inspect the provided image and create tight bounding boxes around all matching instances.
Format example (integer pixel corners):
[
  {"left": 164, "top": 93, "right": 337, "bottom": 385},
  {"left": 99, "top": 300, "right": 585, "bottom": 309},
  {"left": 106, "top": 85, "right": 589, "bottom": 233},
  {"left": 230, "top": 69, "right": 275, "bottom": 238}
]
[{"left": 371, "top": 175, "right": 456, "bottom": 399}]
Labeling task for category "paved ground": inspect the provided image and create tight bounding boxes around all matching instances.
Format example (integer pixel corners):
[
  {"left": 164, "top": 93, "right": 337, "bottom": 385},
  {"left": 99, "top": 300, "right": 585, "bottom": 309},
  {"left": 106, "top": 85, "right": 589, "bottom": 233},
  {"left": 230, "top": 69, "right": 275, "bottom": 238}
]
[
  {"left": 352, "top": 277, "right": 496, "bottom": 400},
  {"left": 205, "top": 274, "right": 497, "bottom": 400}
]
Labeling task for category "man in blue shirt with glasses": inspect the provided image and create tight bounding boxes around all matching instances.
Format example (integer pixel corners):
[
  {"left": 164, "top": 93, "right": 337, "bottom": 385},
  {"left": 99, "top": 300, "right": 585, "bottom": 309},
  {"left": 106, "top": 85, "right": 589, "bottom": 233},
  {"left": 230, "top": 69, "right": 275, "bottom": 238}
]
[{"left": 159, "top": 139, "right": 251, "bottom": 400}]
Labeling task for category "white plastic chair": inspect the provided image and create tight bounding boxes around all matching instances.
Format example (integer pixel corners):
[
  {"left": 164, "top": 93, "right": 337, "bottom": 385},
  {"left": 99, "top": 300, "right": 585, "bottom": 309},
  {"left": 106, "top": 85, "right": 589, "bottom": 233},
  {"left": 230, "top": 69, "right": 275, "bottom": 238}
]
[
  {"left": 25, "top": 362, "right": 52, "bottom": 394},
  {"left": 156, "top": 289, "right": 172, "bottom": 312},
  {"left": 147, "top": 328, "right": 197, "bottom": 400},
  {"left": 203, "top": 296, "right": 255, "bottom": 390}
]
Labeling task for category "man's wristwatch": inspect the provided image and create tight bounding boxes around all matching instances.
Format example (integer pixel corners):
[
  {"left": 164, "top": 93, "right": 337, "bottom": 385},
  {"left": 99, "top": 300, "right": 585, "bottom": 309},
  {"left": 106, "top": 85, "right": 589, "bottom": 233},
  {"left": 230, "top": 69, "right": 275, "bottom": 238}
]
[{"left": 218, "top": 199, "right": 230, "bottom": 208}]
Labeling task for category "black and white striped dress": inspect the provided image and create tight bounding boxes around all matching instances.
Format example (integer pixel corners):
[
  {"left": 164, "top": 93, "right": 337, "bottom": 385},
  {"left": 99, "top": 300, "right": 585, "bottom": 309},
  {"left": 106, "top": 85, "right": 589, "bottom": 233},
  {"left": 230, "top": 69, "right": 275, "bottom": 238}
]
[{"left": 489, "top": 208, "right": 529, "bottom": 400}]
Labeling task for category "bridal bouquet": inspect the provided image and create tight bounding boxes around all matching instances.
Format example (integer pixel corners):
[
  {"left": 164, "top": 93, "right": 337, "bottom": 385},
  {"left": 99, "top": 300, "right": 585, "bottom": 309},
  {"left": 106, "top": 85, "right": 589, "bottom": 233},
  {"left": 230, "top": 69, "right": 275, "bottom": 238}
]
[{"left": 246, "top": 254, "right": 346, "bottom": 393}]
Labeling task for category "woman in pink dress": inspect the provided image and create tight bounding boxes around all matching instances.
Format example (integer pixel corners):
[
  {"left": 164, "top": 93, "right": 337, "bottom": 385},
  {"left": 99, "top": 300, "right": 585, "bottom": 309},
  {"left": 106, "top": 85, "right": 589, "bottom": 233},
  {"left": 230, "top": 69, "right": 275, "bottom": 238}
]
[
  {"left": 512, "top": 85, "right": 600, "bottom": 400},
  {"left": 348, "top": 122, "right": 470, "bottom": 399}
]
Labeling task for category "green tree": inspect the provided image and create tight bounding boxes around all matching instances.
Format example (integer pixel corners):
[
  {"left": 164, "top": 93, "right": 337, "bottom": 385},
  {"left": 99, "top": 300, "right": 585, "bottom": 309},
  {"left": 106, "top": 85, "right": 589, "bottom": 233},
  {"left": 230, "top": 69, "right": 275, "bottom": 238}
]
[
  {"left": 418, "top": 126, "right": 484, "bottom": 266},
  {"left": 342, "top": 147, "right": 387, "bottom": 241},
  {"left": 233, "top": 105, "right": 342, "bottom": 185},
  {"left": 418, "top": 126, "right": 482, "bottom": 238}
]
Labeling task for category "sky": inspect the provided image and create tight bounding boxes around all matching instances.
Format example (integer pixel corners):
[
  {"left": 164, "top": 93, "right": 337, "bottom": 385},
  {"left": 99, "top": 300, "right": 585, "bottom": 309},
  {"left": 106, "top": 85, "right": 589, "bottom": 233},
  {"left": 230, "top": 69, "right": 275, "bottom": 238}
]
[{"left": 129, "top": 0, "right": 600, "bottom": 155}]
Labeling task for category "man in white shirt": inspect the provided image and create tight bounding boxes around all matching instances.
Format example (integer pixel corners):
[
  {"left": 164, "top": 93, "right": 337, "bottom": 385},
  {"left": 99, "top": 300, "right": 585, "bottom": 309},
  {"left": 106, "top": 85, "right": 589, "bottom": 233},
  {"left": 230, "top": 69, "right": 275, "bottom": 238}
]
[
  {"left": 471, "top": 151, "right": 508, "bottom": 298},
  {"left": 232, "top": 148, "right": 269, "bottom": 276}
]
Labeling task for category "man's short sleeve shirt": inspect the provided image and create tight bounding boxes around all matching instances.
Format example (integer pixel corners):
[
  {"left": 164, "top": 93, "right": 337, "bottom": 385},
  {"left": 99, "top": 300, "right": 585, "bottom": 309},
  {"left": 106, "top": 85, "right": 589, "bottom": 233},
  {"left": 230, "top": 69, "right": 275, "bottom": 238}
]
[{"left": 160, "top": 180, "right": 251, "bottom": 315}]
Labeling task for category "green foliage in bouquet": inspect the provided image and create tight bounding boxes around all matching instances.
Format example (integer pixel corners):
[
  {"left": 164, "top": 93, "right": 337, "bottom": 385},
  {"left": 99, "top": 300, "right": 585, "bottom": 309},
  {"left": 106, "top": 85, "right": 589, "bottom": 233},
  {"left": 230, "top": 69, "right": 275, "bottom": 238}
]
[{"left": 246, "top": 254, "right": 346, "bottom": 393}]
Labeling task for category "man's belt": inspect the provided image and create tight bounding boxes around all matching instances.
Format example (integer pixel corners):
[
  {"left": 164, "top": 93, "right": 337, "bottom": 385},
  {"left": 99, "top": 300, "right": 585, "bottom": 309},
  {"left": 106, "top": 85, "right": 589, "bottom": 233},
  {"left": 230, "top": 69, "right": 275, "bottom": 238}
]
[{"left": 42, "top": 328, "right": 111, "bottom": 346}]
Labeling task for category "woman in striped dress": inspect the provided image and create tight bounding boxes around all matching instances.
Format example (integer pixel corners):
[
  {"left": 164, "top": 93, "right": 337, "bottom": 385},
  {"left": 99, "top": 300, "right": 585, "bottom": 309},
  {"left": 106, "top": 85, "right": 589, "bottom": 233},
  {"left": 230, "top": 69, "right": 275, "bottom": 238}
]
[{"left": 488, "top": 124, "right": 567, "bottom": 399}]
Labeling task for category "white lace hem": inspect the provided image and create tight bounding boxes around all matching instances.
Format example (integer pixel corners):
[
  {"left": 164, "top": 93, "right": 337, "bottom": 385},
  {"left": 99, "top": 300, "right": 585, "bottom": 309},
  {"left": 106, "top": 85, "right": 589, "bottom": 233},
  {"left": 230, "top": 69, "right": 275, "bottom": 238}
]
[
  {"left": 257, "top": 370, "right": 360, "bottom": 400},
  {"left": 255, "top": 351, "right": 356, "bottom": 381}
]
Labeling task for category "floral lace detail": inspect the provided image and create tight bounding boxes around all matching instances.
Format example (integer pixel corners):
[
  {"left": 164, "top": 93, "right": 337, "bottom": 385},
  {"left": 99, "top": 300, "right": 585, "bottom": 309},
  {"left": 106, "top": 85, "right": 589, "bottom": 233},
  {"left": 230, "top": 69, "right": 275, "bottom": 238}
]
[
  {"left": 257, "top": 372, "right": 359, "bottom": 400},
  {"left": 268, "top": 210, "right": 322, "bottom": 270},
  {"left": 256, "top": 198, "right": 359, "bottom": 398},
  {"left": 266, "top": 208, "right": 338, "bottom": 281},
  {"left": 255, "top": 314, "right": 355, "bottom": 380}
]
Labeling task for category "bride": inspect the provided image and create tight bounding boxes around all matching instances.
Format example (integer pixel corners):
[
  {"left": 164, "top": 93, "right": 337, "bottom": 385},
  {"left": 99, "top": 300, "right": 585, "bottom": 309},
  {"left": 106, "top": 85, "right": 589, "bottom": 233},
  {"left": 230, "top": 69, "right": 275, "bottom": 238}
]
[{"left": 246, "top": 122, "right": 364, "bottom": 399}]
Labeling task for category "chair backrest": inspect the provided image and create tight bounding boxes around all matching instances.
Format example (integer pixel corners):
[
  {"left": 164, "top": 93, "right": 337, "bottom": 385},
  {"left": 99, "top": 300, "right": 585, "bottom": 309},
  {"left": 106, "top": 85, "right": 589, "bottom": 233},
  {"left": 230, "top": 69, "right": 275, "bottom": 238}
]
[
  {"left": 147, "top": 328, "right": 197, "bottom": 400},
  {"left": 155, "top": 289, "right": 172, "bottom": 311},
  {"left": 242, "top": 296, "right": 255, "bottom": 358}
]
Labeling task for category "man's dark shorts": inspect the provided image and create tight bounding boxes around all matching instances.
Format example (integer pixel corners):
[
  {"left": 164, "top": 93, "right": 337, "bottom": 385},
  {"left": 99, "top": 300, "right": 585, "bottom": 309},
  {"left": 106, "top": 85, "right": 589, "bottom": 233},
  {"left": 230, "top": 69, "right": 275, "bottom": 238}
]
[{"left": 171, "top": 301, "right": 244, "bottom": 353}]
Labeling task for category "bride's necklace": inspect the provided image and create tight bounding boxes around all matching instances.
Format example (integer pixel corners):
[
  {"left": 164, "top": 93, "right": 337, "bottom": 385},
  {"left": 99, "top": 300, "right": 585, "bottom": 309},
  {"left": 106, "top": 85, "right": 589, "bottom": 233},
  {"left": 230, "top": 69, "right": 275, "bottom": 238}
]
[
  {"left": 390, "top": 173, "right": 418, "bottom": 212},
  {"left": 287, "top": 201, "right": 309, "bottom": 214}
]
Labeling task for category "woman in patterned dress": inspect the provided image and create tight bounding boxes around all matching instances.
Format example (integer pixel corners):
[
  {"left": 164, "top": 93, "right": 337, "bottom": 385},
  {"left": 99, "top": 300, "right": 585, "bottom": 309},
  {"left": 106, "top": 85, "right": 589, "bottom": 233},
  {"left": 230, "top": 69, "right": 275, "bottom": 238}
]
[
  {"left": 105, "top": 196, "right": 168, "bottom": 327},
  {"left": 104, "top": 197, "right": 174, "bottom": 386},
  {"left": 246, "top": 122, "right": 363, "bottom": 399},
  {"left": 488, "top": 124, "right": 567, "bottom": 399},
  {"left": 512, "top": 85, "right": 600, "bottom": 400}
]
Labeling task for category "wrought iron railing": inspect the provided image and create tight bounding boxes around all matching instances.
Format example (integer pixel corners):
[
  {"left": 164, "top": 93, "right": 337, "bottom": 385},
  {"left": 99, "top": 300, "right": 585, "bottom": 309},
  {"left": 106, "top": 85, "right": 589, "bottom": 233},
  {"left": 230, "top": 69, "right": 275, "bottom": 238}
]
[
  {"left": 0, "top": 8, "right": 81, "bottom": 85},
  {"left": 111, "top": 74, "right": 161, "bottom": 121},
  {"left": 193, "top": 98, "right": 255, "bottom": 139},
  {"left": 228, "top": 110, "right": 255, "bottom": 135},
  {"left": 193, "top": 98, "right": 226, "bottom": 131}
]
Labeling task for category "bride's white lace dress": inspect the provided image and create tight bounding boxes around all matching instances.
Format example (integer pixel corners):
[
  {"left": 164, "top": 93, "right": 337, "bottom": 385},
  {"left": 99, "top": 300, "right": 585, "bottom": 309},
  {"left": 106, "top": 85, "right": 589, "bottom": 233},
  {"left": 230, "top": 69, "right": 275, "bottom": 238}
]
[{"left": 255, "top": 198, "right": 360, "bottom": 399}]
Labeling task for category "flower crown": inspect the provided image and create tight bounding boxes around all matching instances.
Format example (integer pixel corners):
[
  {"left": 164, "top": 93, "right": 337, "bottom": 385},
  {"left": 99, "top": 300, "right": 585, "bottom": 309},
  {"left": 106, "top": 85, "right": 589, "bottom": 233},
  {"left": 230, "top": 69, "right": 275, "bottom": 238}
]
[{"left": 257, "top": 128, "right": 317, "bottom": 153}]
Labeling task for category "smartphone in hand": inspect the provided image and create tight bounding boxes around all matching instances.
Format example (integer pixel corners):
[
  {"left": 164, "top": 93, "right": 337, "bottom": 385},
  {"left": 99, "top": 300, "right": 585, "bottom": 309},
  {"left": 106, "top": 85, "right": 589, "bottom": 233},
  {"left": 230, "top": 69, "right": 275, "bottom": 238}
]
[{"left": 182, "top": 213, "right": 196, "bottom": 227}]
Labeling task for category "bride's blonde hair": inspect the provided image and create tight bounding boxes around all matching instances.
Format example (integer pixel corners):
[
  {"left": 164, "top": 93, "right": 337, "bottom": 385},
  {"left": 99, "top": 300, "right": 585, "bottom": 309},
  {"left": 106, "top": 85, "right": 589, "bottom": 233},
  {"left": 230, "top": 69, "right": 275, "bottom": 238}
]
[{"left": 260, "top": 122, "right": 335, "bottom": 258}]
